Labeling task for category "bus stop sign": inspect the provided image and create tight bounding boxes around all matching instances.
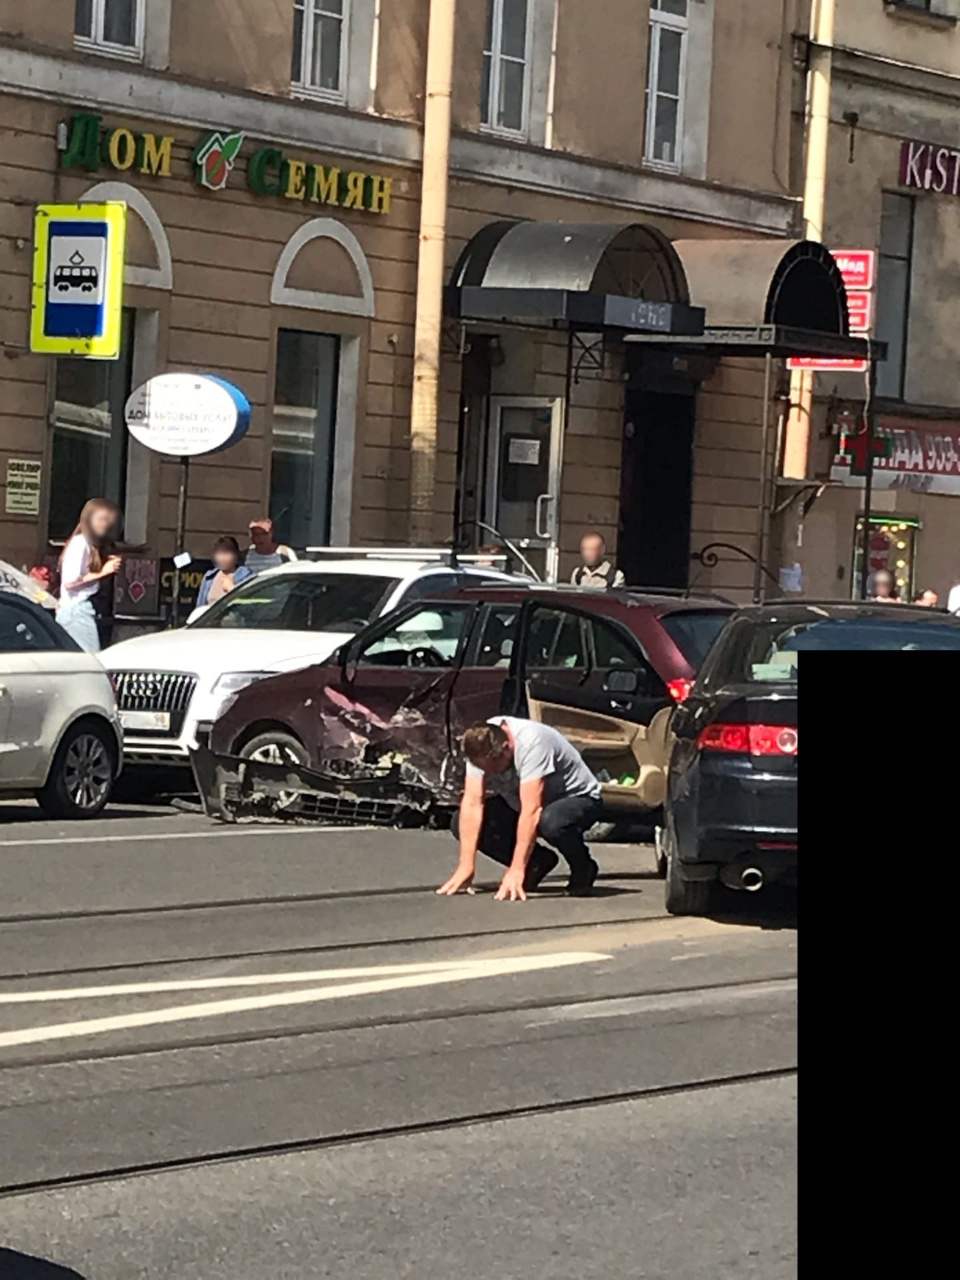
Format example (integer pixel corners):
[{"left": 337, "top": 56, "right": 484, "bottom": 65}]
[{"left": 30, "top": 202, "right": 127, "bottom": 359}]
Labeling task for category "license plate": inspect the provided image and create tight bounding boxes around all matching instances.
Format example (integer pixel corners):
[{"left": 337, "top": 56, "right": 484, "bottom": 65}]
[{"left": 120, "top": 709, "right": 171, "bottom": 732}]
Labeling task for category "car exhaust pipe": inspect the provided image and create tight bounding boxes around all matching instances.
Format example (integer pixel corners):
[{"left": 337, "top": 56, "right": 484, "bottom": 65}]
[{"left": 740, "top": 867, "right": 764, "bottom": 892}]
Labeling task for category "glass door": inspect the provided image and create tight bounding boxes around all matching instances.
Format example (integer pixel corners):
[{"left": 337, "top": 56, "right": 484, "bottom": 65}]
[{"left": 484, "top": 397, "right": 563, "bottom": 581}]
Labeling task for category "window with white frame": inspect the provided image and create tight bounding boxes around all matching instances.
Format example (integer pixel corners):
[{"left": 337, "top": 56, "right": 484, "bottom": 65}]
[
  {"left": 645, "top": 0, "right": 689, "bottom": 170},
  {"left": 292, "top": 0, "right": 349, "bottom": 99},
  {"left": 481, "top": 0, "right": 531, "bottom": 136},
  {"left": 74, "top": 0, "right": 143, "bottom": 58}
]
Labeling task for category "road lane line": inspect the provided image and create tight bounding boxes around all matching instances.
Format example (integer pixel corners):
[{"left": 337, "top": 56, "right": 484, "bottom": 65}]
[
  {"left": 0, "top": 826, "right": 372, "bottom": 849},
  {"left": 0, "top": 958, "right": 557, "bottom": 1004},
  {"left": 0, "top": 953, "right": 610, "bottom": 1050}
]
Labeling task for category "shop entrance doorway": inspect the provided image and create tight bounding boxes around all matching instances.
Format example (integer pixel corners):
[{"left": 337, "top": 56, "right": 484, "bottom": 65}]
[
  {"left": 618, "top": 389, "right": 695, "bottom": 589},
  {"left": 484, "top": 397, "right": 564, "bottom": 582}
]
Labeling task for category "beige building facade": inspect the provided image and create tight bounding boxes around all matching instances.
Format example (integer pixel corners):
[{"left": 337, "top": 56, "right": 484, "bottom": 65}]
[
  {"left": 783, "top": 0, "right": 960, "bottom": 603},
  {"left": 2, "top": 0, "right": 851, "bottom": 616}
]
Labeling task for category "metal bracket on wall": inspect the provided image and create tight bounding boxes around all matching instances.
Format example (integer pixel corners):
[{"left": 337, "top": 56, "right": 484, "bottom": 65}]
[
  {"left": 690, "top": 542, "right": 781, "bottom": 596},
  {"left": 571, "top": 332, "right": 606, "bottom": 385},
  {"left": 442, "top": 320, "right": 467, "bottom": 357}
]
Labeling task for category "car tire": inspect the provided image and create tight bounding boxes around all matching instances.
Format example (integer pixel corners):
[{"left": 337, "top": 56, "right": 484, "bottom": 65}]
[
  {"left": 36, "top": 719, "right": 116, "bottom": 820},
  {"left": 663, "top": 820, "right": 711, "bottom": 916},
  {"left": 238, "top": 731, "right": 310, "bottom": 768}
]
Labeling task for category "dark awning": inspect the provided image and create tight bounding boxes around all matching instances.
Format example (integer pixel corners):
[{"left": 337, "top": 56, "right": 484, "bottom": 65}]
[
  {"left": 672, "top": 239, "right": 851, "bottom": 333},
  {"left": 445, "top": 221, "right": 705, "bottom": 336}
]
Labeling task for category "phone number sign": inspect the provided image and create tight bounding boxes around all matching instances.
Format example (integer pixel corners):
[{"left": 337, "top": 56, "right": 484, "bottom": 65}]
[{"left": 832, "top": 418, "right": 960, "bottom": 494}]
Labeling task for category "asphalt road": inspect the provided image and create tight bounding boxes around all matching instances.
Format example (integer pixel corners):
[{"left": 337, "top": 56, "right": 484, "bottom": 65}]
[{"left": 0, "top": 801, "right": 797, "bottom": 1279}]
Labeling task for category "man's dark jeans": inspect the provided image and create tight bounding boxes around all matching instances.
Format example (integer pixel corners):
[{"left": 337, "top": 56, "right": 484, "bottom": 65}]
[{"left": 451, "top": 793, "right": 603, "bottom": 882}]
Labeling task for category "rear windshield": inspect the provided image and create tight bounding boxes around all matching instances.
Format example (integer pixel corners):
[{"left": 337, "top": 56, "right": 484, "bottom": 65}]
[
  {"left": 192, "top": 573, "right": 399, "bottom": 634},
  {"left": 659, "top": 611, "right": 730, "bottom": 669},
  {"left": 704, "top": 612, "right": 960, "bottom": 686}
]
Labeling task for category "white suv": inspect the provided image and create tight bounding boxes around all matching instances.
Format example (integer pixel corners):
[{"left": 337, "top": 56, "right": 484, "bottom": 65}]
[
  {"left": 0, "top": 591, "right": 123, "bottom": 818},
  {"left": 102, "top": 558, "right": 522, "bottom": 769}
]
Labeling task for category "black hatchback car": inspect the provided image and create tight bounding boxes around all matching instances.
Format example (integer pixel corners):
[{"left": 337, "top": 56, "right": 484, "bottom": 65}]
[{"left": 662, "top": 601, "right": 960, "bottom": 914}]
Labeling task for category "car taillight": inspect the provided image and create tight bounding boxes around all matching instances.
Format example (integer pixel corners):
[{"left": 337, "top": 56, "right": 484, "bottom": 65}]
[
  {"left": 697, "top": 723, "right": 798, "bottom": 757},
  {"left": 667, "top": 678, "right": 694, "bottom": 703}
]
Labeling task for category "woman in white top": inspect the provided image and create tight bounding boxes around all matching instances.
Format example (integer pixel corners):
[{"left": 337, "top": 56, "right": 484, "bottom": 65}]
[{"left": 58, "top": 499, "right": 123, "bottom": 652}]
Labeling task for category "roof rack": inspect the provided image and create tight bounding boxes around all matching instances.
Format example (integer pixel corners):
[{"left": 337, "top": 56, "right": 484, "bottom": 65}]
[
  {"left": 304, "top": 547, "right": 509, "bottom": 567},
  {"left": 757, "top": 597, "right": 947, "bottom": 610}
]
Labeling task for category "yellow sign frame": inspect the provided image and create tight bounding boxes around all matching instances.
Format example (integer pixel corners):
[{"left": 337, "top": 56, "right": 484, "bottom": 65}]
[{"left": 30, "top": 202, "right": 127, "bottom": 359}]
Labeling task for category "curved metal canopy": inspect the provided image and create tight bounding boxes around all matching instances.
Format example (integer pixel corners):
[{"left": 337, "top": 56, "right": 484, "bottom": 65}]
[
  {"left": 671, "top": 239, "right": 850, "bottom": 335},
  {"left": 451, "top": 220, "right": 690, "bottom": 303},
  {"left": 447, "top": 221, "right": 701, "bottom": 335}
]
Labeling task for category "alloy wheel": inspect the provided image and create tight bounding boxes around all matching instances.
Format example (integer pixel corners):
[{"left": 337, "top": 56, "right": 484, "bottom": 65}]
[{"left": 63, "top": 733, "right": 112, "bottom": 812}]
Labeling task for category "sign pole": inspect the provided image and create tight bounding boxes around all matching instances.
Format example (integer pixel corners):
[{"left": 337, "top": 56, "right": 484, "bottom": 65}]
[
  {"left": 173, "top": 456, "right": 190, "bottom": 629},
  {"left": 859, "top": 356, "right": 878, "bottom": 600},
  {"left": 124, "top": 374, "right": 251, "bottom": 627}
]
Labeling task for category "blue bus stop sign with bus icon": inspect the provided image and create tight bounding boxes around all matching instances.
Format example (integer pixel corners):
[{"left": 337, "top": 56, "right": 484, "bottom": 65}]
[{"left": 30, "top": 203, "right": 127, "bottom": 359}]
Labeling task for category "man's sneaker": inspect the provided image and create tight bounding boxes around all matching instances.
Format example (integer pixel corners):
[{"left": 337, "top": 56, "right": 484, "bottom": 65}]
[
  {"left": 567, "top": 857, "right": 600, "bottom": 897},
  {"left": 524, "top": 848, "right": 559, "bottom": 892}
]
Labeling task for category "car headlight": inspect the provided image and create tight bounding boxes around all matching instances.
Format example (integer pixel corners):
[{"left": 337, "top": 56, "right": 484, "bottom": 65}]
[{"left": 209, "top": 671, "right": 271, "bottom": 719}]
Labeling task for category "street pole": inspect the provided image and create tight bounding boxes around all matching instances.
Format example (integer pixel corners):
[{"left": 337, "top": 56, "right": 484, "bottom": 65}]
[
  {"left": 172, "top": 455, "right": 190, "bottom": 628},
  {"left": 783, "top": 0, "right": 836, "bottom": 481},
  {"left": 754, "top": 353, "right": 774, "bottom": 604},
  {"left": 859, "top": 356, "right": 878, "bottom": 600},
  {"left": 409, "top": 0, "right": 457, "bottom": 547}
]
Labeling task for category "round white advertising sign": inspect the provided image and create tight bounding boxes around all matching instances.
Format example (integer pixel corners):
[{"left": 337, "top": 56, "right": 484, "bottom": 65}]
[{"left": 124, "top": 373, "right": 251, "bottom": 457}]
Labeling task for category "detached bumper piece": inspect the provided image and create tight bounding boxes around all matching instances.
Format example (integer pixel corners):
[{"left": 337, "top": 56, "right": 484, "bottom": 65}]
[{"left": 190, "top": 746, "right": 437, "bottom": 827}]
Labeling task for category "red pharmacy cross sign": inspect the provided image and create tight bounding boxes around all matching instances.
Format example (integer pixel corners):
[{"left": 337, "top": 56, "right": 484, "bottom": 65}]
[{"left": 839, "top": 430, "right": 893, "bottom": 476}]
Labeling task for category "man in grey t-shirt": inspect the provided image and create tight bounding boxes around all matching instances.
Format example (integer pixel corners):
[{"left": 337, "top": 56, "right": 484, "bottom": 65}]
[{"left": 437, "top": 717, "right": 603, "bottom": 902}]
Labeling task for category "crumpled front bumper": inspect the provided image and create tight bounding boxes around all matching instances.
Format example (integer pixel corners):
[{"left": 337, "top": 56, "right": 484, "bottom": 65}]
[{"left": 189, "top": 740, "right": 440, "bottom": 827}]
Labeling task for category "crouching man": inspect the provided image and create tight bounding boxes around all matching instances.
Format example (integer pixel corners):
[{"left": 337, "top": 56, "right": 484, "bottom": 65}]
[{"left": 437, "top": 718, "right": 604, "bottom": 902}]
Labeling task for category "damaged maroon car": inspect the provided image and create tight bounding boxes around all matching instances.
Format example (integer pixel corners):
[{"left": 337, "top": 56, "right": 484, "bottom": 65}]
[{"left": 189, "top": 586, "right": 733, "bottom": 827}]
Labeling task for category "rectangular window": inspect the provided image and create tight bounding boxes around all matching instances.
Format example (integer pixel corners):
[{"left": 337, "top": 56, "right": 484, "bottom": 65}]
[
  {"left": 49, "top": 310, "right": 135, "bottom": 542},
  {"left": 270, "top": 330, "right": 340, "bottom": 550},
  {"left": 481, "top": 0, "right": 530, "bottom": 136},
  {"left": 74, "top": 0, "right": 143, "bottom": 57},
  {"left": 292, "top": 0, "right": 348, "bottom": 99},
  {"left": 875, "top": 192, "right": 915, "bottom": 400},
  {"left": 645, "top": 0, "right": 688, "bottom": 170}
]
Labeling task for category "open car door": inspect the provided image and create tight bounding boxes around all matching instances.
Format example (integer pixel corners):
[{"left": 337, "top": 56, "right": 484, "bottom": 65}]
[{"left": 512, "top": 601, "right": 674, "bottom": 814}]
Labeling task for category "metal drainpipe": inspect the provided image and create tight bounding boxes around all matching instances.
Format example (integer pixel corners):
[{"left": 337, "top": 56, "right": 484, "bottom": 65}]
[
  {"left": 409, "top": 0, "right": 457, "bottom": 546},
  {"left": 783, "top": 0, "right": 835, "bottom": 480}
]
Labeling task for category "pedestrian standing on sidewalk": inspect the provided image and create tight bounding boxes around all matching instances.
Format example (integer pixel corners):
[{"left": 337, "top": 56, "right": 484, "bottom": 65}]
[
  {"left": 244, "top": 518, "right": 298, "bottom": 575},
  {"left": 437, "top": 718, "right": 603, "bottom": 902},
  {"left": 868, "top": 569, "right": 899, "bottom": 603},
  {"left": 197, "top": 536, "right": 253, "bottom": 606},
  {"left": 947, "top": 575, "right": 960, "bottom": 614},
  {"left": 571, "top": 532, "right": 625, "bottom": 589},
  {"left": 57, "top": 498, "right": 123, "bottom": 652}
]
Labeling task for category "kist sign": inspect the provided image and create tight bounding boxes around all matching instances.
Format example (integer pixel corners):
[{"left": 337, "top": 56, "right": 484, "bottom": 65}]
[
  {"left": 900, "top": 139, "right": 960, "bottom": 196},
  {"left": 59, "top": 112, "right": 394, "bottom": 215}
]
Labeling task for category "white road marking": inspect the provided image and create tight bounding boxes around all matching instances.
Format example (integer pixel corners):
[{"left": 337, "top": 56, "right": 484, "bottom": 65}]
[
  {"left": 0, "top": 826, "right": 371, "bottom": 849},
  {"left": 0, "top": 959, "right": 550, "bottom": 1004},
  {"left": 0, "top": 953, "right": 609, "bottom": 1050}
]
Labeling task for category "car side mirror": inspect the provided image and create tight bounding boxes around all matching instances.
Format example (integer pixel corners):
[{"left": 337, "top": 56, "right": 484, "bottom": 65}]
[{"left": 603, "top": 668, "right": 640, "bottom": 695}]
